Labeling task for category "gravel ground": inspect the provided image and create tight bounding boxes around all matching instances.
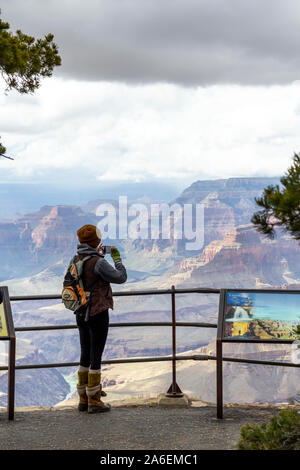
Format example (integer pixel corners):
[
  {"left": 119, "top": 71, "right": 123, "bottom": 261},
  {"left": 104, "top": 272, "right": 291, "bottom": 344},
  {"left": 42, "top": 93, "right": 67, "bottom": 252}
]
[{"left": 0, "top": 402, "right": 294, "bottom": 451}]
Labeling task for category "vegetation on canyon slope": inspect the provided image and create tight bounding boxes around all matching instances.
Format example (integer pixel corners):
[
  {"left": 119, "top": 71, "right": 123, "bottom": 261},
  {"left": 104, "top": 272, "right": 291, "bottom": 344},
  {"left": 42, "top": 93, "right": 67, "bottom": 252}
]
[{"left": 238, "top": 409, "right": 300, "bottom": 450}]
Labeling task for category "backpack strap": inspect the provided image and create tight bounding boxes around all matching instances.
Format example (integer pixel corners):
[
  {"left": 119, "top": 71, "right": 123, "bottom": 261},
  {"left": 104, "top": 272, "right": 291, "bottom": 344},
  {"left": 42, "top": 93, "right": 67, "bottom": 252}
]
[
  {"left": 74, "top": 255, "right": 94, "bottom": 289},
  {"left": 75, "top": 254, "right": 101, "bottom": 322}
]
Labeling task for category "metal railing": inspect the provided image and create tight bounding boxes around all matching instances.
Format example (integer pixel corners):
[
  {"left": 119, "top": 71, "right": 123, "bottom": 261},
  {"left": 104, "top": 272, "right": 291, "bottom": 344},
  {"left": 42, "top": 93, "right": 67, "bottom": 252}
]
[
  {"left": 1, "top": 285, "right": 299, "bottom": 419},
  {"left": 2, "top": 287, "right": 221, "bottom": 398},
  {"left": 3, "top": 285, "right": 300, "bottom": 370}
]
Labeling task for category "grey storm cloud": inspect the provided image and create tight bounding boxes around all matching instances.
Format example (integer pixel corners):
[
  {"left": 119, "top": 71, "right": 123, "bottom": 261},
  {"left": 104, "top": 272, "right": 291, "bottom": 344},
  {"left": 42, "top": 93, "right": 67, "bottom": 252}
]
[{"left": 1, "top": 0, "right": 300, "bottom": 85}]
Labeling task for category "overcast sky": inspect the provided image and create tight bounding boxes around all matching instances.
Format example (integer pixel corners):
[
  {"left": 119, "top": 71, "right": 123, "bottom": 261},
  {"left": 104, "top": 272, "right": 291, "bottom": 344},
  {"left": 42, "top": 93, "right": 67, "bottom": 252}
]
[{"left": 1, "top": 0, "right": 300, "bottom": 187}]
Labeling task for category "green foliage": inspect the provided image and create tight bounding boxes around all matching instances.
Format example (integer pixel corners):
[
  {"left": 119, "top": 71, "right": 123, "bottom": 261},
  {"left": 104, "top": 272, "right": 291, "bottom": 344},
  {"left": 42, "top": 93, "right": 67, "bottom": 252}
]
[
  {"left": 0, "top": 9, "right": 61, "bottom": 158},
  {"left": 0, "top": 140, "right": 5, "bottom": 155},
  {"left": 251, "top": 153, "right": 300, "bottom": 240},
  {"left": 238, "top": 409, "right": 300, "bottom": 450},
  {"left": 0, "top": 10, "right": 61, "bottom": 94}
]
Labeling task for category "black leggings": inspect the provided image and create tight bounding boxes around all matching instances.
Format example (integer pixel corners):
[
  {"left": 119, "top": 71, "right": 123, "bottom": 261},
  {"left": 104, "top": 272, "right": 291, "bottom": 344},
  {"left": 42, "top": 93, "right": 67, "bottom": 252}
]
[{"left": 76, "top": 309, "right": 109, "bottom": 370}]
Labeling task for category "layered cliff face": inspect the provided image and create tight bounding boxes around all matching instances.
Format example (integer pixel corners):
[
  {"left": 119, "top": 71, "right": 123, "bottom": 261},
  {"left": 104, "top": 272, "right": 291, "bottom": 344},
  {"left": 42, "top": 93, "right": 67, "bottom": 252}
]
[
  {"left": 0, "top": 177, "right": 286, "bottom": 283},
  {"left": 119, "top": 176, "right": 281, "bottom": 261},
  {"left": 22, "top": 205, "right": 98, "bottom": 253},
  {"left": 172, "top": 177, "right": 280, "bottom": 253},
  {"left": 1, "top": 177, "right": 299, "bottom": 407},
  {"left": 0, "top": 205, "right": 98, "bottom": 281},
  {"left": 157, "top": 224, "right": 300, "bottom": 290},
  {"left": 3, "top": 177, "right": 299, "bottom": 300},
  {"left": 175, "top": 177, "right": 280, "bottom": 227}
]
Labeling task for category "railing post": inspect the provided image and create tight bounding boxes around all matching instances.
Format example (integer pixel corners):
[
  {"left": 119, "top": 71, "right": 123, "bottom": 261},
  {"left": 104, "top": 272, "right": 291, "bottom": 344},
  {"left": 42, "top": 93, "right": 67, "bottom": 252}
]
[
  {"left": 216, "top": 289, "right": 225, "bottom": 419},
  {"left": 8, "top": 336, "right": 16, "bottom": 420},
  {"left": 166, "top": 285, "right": 183, "bottom": 397},
  {"left": 2, "top": 286, "right": 16, "bottom": 421},
  {"left": 216, "top": 339, "right": 223, "bottom": 419}
]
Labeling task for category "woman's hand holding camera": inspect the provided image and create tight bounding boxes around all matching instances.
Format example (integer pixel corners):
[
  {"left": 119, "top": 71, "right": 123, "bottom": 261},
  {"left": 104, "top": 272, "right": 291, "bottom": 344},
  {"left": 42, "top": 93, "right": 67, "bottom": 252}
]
[
  {"left": 110, "top": 246, "right": 122, "bottom": 264},
  {"left": 97, "top": 243, "right": 121, "bottom": 263}
]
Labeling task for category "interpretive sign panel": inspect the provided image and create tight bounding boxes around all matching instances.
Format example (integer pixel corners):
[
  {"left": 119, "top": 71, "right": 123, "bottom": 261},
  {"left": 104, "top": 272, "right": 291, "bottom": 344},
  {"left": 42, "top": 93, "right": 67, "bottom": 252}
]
[
  {"left": 222, "top": 290, "right": 299, "bottom": 342},
  {"left": 216, "top": 288, "right": 300, "bottom": 419},
  {"left": 0, "top": 302, "right": 8, "bottom": 338}
]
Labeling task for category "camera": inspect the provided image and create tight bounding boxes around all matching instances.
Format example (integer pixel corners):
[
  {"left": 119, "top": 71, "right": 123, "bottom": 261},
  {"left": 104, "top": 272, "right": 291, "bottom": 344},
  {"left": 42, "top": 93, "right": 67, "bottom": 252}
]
[{"left": 103, "top": 246, "right": 112, "bottom": 255}]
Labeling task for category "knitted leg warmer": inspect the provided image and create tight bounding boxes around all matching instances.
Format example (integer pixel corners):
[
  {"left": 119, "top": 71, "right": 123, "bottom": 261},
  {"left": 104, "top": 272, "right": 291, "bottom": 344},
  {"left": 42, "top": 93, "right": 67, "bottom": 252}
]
[{"left": 77, "top": 367, "right": 89, "bottom": 411}]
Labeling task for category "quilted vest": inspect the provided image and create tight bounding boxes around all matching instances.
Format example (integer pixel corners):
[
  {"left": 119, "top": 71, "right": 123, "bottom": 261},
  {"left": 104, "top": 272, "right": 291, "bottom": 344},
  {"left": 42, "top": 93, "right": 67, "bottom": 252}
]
[{"left": 76, "top": 254, "right": 113, "bottom": 316}]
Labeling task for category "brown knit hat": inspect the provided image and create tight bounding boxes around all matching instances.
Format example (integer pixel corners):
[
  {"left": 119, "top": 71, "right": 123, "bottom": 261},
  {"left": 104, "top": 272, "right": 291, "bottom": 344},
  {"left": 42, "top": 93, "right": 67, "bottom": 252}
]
[{"left": 77, "top": 224, "right": 102, "bottom": 248}]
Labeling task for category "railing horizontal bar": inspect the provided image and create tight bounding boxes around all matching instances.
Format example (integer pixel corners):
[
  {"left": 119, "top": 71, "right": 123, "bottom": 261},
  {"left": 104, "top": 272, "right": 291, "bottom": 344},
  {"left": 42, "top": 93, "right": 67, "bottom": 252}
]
[
  {"left": 0, "top": 354, "right": 211, "bottom": 370},
  {"left": 214, "top": 356, "right": 300, "bottom": 368},
  {"left": 14, "top": 321, "right": 218, "bottom": 332},
  {"left": 168, "top": 288, "right": 220, "bottom": 294},
  {"left": 1, "top": 354, "right": 298, "bottom": 372},
  {"left": 11, "top": 287, "right": 299, "bottom": 302},
  {"left": 15, "top": 325, "right": 77, "bottom": 331},
  {"left": 10, "top": 295, "right": 62, "bottom": 301},
  {"left": 9, "top": 287, "right": 220, "bottom": 302}
]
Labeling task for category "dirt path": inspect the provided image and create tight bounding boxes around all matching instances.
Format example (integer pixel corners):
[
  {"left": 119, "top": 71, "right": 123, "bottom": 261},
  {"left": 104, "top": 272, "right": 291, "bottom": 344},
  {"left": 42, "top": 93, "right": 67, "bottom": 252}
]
[{"left": 0, "top": 403, "right": 292, "bottom": 451}]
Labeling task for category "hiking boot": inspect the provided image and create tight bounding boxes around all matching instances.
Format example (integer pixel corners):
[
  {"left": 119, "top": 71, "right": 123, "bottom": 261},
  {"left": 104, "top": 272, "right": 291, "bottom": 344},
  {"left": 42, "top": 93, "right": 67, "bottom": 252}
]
[
  {"left": 86, "top": 372, "right": 111, "bottom": 414},
  {"left": 87, "top": 390, "right": 111, "bottom": 413}
]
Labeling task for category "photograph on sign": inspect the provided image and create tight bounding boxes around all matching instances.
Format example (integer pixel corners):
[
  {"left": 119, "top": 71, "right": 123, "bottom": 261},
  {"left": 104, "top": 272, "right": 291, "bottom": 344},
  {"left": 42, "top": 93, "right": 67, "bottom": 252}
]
[
  {"left": 0, "top": 302, "right": 8, "bottom": 337},
  {"left": 223, "top": 291, "right": 300, "bottom": 341}
]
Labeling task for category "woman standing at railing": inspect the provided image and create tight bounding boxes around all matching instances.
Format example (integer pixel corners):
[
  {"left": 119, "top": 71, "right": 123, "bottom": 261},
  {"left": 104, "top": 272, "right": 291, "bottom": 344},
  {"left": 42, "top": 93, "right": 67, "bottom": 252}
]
[{"left": 74, "top": 224, "right": 127, "bottom": 413}]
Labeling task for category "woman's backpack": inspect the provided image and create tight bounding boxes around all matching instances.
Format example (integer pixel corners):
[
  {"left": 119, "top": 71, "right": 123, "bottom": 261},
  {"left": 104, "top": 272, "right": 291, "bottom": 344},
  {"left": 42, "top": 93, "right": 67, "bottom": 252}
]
[{"left": 62, "top": 255, "right": 98, "bottom": 319}]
